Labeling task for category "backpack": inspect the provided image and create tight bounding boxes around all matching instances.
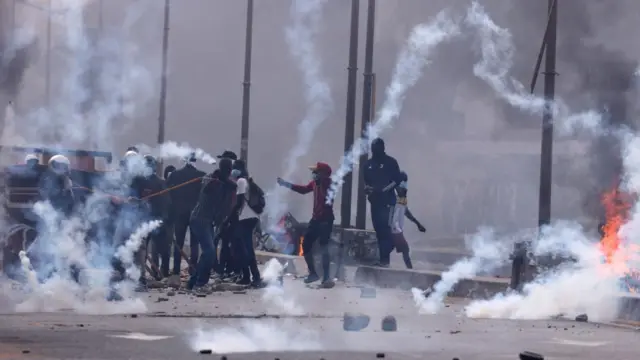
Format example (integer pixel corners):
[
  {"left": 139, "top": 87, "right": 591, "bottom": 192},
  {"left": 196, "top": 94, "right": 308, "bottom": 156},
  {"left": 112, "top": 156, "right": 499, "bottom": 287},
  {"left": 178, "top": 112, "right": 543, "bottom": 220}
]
[{"left": 246, "top": 177, "right": 265, "bottom": 214}]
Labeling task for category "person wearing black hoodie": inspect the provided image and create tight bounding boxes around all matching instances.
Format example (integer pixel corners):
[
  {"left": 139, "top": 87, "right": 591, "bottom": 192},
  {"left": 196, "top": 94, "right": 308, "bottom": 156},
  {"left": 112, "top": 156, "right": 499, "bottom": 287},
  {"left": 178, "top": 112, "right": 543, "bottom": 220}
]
[
  {"left": 187, "top": 158, "right": 236, "bottom": 293},
  {"left": 166, "top": 154, "right": 205, "bottom": 276},
  {"left": 363, "top": 138, "right": 402, "bottom": 267}
]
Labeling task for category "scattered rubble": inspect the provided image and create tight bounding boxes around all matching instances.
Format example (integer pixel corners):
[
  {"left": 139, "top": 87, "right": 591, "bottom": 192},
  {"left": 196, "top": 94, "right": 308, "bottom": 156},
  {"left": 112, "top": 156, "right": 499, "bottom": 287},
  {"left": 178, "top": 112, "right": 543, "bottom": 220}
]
[
  {"left": 343, "top": 312, "right": 370, "bottom": 331},
  {"left": 381, "top": 316, "right": 397, "bottom": 332},
  {"left": 575, "top": 314, "right": 588, "bottom": 322}
]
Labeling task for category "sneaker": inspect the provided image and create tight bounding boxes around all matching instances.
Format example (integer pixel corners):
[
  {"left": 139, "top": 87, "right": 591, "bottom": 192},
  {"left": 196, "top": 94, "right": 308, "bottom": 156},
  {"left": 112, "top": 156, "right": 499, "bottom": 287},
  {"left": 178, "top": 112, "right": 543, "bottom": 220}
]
[
  {"left": 250, "top": 280, "right": 267, "bottom": 289},
  {"left": 193, "top": 285, "right": 210, "bottom": 295},
  {"left": 134, "top": 283, "right": 148, "bottom": 292},
  {"left": 320, "top": 279, "right": 335, "bottom": 289},
  {"left": 303, "top": 274, "right": 320, "bottom": 284},
  {"left": 373, "top": 262, "right": 390, "bottom": 268},
  {"left": 236, "top": 277, "right": 251, "bottom": 286}
]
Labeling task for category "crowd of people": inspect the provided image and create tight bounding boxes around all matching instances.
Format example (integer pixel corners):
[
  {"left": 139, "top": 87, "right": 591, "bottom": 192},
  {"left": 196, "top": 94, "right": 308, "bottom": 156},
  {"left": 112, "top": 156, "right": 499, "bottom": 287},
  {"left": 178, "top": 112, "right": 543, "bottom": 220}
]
[{"left": 12, "top": 137, "right": 426, "bottom": 297}]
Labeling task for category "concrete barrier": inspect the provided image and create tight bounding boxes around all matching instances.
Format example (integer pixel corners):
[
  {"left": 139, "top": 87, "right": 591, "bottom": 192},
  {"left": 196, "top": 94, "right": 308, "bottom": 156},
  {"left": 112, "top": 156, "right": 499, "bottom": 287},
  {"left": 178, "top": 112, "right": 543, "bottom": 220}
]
[{"left": 353, "top": 265, "right": 510, "bottom": 298}]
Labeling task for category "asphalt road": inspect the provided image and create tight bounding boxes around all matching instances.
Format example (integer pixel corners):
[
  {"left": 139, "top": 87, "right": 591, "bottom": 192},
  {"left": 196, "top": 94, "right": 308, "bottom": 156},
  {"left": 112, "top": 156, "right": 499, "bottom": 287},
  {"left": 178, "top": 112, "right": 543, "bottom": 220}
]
[{"left": 0, "top": 277, "right": 638, "bottom": 360}]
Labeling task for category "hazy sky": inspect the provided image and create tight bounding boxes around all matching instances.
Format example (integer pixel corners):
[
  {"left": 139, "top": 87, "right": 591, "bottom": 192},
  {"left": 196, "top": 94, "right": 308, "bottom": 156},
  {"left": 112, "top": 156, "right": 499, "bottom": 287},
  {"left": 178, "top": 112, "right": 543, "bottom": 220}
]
[{"left": 5, "top": 0, "right": 640, "bottom": 239}]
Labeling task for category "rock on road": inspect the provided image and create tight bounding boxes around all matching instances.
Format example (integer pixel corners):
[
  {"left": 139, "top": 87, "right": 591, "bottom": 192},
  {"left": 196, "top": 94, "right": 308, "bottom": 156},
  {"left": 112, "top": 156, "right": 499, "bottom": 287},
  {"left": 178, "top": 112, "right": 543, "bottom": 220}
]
[{"left": 0, "top": 277, "right": 638, "bottom": 360}]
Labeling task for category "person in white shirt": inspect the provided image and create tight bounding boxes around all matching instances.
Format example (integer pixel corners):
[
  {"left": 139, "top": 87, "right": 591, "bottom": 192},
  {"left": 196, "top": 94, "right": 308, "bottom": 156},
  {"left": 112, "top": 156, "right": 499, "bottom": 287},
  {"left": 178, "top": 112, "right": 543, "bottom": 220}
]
[{"left": 230, "top": 160, "right": 263, "bottom": 287}]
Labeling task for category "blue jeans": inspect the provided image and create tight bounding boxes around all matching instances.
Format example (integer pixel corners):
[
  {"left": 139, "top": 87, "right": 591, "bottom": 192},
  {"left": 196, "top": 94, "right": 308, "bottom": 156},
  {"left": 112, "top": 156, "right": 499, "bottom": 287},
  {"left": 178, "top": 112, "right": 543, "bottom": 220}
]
[
  {"left": 188, "top": 218, "right": 216, "bottom": 288},
  {"left": 371, "top": 204, "right": 393, "bottom": 264}
]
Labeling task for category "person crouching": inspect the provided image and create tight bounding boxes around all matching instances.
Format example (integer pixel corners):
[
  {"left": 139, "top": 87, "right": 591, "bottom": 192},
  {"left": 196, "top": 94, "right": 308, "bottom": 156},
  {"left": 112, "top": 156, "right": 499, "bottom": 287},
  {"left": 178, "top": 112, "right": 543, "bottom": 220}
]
[{"left": 277, "top": 162, "right": 335, "bottom": 288}]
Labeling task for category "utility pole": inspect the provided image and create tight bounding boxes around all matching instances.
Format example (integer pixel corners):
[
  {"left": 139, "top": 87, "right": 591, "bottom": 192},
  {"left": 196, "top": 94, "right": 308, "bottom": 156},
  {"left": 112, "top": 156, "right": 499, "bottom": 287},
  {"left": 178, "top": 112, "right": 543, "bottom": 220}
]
[
  {"left": 355, "top": 0, "right": 376, "bottom": 229},
  {"left": 510, "top": 0, "right": 558, "bottom": 290},
  {"left": 239, "top": 0, "right": 254, "bottom": 164},
  {"left": 45, "top": 0, "right": 51, "bottom": 111},
  {"left": 340, "top": 0, "right": 359, "bottom": 229},
  {"left": 97, "top": 0, "right": 104, "bottom": 33},
  {"left": 156, "top": 0, "right": 170, "bottom": 173}
]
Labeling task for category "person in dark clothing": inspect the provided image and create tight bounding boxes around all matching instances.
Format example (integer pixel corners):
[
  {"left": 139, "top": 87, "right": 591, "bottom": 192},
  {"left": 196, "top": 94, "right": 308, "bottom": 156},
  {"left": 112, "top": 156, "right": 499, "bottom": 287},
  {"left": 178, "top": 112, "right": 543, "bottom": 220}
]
[
  {"left": 32, "top": 155, "right": 76, "bottom": 282},
  {"left": 277, "top": 161, "right": 335, "bottom": 288},
  {"left": 166, "top": 154, "right": 205, "bottom": 277},
  {"left": 230, "top": 160, "right": 263, "bottom": 287},
  {"left": 142, "top": 155, "right": 172, "bottom": 279},
  {"left": 164, "top": 165, "right": 176, "bottom": 179},
  {"left": 187, "top": 158, "right": 236, "bottom": 293},
  {"left": 363, "top": 138, "right": 402, "bottom": 267},
  {"left": 214, "top": 150, "right": 239, "bottom": 281},
  {"left": 38, "top": 155, "right": 75, "bottom": 216}
]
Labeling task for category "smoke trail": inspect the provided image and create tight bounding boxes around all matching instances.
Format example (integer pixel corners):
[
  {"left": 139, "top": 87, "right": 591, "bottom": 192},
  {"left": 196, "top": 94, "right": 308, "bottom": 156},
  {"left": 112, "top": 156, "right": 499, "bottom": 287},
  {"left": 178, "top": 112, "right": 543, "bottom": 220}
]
[
  {"left": 465, "top": 1, "right": 602, "bottom": 134},
  {"left": 411, "top": 228, "right": 515, "bottom": 314},
  {"left": 190, "top": 321, "right": 322, "bottom": 354},
  {"left": 261, "top": 258, "right": 304, "bottom": 315},
  {"left": 464, "top": 222, "right": 622, "bottom": 321},
  {"left": 265, "top": 0, "right": 332, "bottom": 228},
  {"left": 189, "top": 258, "right": 315, "bottom": 354},
  {"left": 326, "top": 10, "right": 460, "bottom": 203},
  {"left": 115, "top": 220, "right": 163, "bottom": 282},
  {"left": 136, "top": 141, "right": 217, "bottom": 164}
]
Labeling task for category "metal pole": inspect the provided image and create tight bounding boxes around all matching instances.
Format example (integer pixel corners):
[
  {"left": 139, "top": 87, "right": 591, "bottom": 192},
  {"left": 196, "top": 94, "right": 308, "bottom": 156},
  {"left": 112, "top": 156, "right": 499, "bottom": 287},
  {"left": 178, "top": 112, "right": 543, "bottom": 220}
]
[
  {"left": 239, "top": 0, "right": 254, "bottom": 164},
  {"left": 11, "top": 0, "right": 16, "bottom": 33},
  {"left": 340, "top": 0, "right": 360, "bottom": 229},
  {"left": 510, "top": 0, "right": 558, "bottom": 290},
  {"left": 98, "top": 0, "right": 104, "bottom": 32},
  {"left": 156, "top": 0, "right": 170, "bottom": 173},
  {"left": 45, "top": 0, "right": 51, "bottom": 110},
  {"left": 355, "top": 0, "right": 376, "bottom": 230}
]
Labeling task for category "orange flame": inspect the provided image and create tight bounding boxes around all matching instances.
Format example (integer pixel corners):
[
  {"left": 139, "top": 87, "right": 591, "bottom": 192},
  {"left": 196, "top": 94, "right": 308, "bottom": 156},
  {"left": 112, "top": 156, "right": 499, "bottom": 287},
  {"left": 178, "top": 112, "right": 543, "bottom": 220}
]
[
  {"left": 599, "top": 185, "right": 631, "bottom": 266},
  {"left": 298, "top": 236, "right": 304, "bottom": 256},
  {"left": 598, "top": 184, "right": 640, "bottom": 284}
]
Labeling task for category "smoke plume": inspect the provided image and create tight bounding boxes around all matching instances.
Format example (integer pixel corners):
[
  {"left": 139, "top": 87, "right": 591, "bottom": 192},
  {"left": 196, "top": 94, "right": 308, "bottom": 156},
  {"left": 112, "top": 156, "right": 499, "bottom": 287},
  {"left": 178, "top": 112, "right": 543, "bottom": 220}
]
[
  {"left": 265, "top": 0, "right": 333, "bottom": 228},
  {"left": 327, "top": 9, "right": 460, "bottom": 203}
]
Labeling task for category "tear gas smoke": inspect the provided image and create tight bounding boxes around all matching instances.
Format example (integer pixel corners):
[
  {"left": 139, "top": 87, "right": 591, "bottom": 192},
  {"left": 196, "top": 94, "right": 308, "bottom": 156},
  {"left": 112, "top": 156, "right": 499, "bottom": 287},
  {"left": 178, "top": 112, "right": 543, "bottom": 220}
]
[
  {"left": 190, "top": 321, "right": 322, "bottom": 354},
  {"left": 15, "top": 0, "right": 157, "bottom": 150},
  {"left": 327, "top": 10, "right": 460, "bottom": 203},
  {"left": 12, "top": 202, "right": 148, "bottom": 314},
  {"left": 137, "top": 141, "right": 217, "bottom": 165},
  {"left": 266, "top": 0, "right": 333, "bottom": 228},
  {"left": 261, "top": 258, "right": 304, "bottom": 315},
  {"left": 464, "top": 223, "right": 621, "bottom": 321},
  {"left": 189, "top": 258, "right": 315, "bottom": 354},
  {"left": 465, "top": 1, "right": 602, "bottom": 134},
  {"left": 411, "top": 228, "right": 515, "bottom": 314},
  {"left": 412, "top": 2, "right": 640, "bottom": 322},
  {"left": 115, "top": 220, "right": 162, "bottom": 281}
]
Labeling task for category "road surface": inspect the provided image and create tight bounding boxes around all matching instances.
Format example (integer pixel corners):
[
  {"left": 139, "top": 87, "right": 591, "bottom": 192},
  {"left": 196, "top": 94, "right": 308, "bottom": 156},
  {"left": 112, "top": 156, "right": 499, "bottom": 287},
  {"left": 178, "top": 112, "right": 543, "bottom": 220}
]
[{"left": 0, "top": 276, "right": 638, "bottom": 360}]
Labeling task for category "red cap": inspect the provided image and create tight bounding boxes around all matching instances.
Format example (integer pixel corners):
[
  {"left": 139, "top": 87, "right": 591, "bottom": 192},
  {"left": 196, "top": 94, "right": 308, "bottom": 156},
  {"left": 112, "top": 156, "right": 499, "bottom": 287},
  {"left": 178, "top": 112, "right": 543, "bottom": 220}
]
[{"left": 309, "top": 162, "right": 332, "bottom": 176}]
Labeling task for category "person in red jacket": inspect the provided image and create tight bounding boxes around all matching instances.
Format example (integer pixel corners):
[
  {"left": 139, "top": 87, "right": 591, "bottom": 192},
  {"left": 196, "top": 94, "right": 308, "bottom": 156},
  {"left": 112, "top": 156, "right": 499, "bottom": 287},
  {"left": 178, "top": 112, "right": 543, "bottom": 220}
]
[{"left": 277, "top": 162, "right": 335, "bottom": 288}]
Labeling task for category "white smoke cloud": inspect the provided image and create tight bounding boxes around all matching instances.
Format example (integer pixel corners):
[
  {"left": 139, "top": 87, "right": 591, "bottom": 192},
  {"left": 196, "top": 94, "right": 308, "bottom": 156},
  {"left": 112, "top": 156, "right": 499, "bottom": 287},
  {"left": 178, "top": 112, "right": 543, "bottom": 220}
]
[
  {"left": 265, "top": 0, "right": 332, "bottom": 229},
  {"left": 327, "top": 10, "right": 460, "bottom": 203},
  {"left": 261, "top": 258, "right": 304, "bottom": 315}
]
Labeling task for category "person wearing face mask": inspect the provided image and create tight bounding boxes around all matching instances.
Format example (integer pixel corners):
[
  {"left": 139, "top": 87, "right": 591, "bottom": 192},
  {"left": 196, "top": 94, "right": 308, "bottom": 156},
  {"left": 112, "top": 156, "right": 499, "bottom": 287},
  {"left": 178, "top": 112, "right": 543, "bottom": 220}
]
[
  {"left": 363, "top": 138, "right": 402, "bottom": 267},
  {"left": 187, "top": 158, "right": 237, "bottom": 293},
  {"left": 277, "top": 162, "right": 335, "bottom": 288},
  {"left": 230, "top": 160, "right": 264, "bottom": 287}
]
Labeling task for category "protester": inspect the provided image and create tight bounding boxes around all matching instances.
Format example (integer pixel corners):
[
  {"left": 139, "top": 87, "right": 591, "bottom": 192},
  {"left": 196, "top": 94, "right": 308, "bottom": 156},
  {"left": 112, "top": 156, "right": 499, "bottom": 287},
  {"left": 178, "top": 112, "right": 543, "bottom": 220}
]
[
  {"left": 215, "top": 151, "right": 239, "bottom": 281},
  {"left": 166, "top": 153, "right": 205, "bottom": 279},
  {"left": 389, "top": 171, "right": 426, "bottom": 269},
  {"left": 187, "top": 158, "right": 236, "bottom": 293},
  {"left": 277, "top": 161, "right": 335, "bottom": 288},
  {"left": 142, "top": 155, "right": 172, "bottom": 279},
  {"left": 230, "top": 159, "right": 264, "bottom": 287},
  {"left": 363, "top": 138, "right": 402, "bottom": 268}
]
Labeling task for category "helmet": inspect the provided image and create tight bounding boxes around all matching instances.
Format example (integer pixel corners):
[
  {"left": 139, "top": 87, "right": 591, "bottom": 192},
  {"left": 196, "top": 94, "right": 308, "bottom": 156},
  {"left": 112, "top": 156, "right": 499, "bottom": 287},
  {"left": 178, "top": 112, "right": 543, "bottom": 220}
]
[
  {"left": 48, "top": 154, "right": 70, "bottom": 174},
  {"left": 24, "top": 154, "right": 39, "bottom": 165},
  {"left": 124, "top": 150, "right": 138, "bottom": 159},
  {"left": 144, "top": 154, "right": 157, "bottom": 169}
]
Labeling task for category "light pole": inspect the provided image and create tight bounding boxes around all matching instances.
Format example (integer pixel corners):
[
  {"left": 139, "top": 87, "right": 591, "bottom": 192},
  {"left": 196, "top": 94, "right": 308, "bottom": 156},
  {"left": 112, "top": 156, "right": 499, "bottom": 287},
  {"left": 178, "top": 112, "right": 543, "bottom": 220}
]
[
  {"left": 239, "top": 0, "right": 254, "bottom": 164},
  {"left": 157, "top": 0, "right": 170, "bottom": 174},
  {"left": 355, "top": 0, "right": 376, "bottom": 230},
  {"left": 340, "top": 0, "right": 360, "bottom": 229},
  {"left": 510, "top": 0, "right": 558, "bottom": 290},
  {"left": 45, "top": 0, "right": 51, "bottom": 112}
]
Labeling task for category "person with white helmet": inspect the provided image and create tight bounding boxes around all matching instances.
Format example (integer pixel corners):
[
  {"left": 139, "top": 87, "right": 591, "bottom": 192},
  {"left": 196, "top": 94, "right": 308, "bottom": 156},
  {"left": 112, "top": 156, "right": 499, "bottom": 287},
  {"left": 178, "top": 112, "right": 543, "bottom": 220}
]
[{"left": 38, "top": 154, "right": 74, "bottom": 216}]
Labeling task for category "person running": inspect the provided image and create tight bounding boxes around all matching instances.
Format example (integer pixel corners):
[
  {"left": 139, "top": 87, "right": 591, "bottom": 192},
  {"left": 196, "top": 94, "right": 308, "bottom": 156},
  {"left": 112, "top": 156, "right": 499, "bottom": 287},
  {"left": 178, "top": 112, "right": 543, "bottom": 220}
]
[{"left": 389, "top": 171, "right": 426, "bottom": 269}]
